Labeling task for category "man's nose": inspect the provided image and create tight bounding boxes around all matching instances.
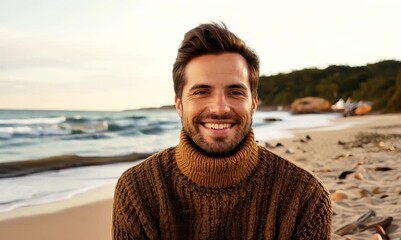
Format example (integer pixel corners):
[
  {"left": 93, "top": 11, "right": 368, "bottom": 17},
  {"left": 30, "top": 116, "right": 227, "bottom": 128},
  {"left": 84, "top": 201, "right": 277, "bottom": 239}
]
[{"left": 210, "top": 93, "right": 230, "bottom": 114}]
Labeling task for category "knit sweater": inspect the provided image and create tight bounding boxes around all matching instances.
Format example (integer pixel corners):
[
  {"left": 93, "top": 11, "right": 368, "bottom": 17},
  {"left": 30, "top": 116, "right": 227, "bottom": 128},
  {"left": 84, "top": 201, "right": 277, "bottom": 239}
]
[{"left": 112, "top": 130, "right": 332, "bottom": 239}]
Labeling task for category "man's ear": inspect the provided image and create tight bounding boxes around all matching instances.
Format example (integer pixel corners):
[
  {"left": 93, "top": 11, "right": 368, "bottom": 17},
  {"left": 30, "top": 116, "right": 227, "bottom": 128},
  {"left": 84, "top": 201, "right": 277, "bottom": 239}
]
[
  {"left": 175, "top": 96, "right": 183, "bottom": 118},
  {"left": 252, "top": 96, "right": 258, "bottom": 115}
]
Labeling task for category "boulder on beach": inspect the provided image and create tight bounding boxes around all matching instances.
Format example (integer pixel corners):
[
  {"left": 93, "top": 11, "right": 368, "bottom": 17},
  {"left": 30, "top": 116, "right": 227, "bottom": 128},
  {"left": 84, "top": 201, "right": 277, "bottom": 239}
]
[
  {"left": 291, "top": 97, "right": 332, "bottom": 114},
  {"left": 354, "top": 103, "right": 372, "bottom": 115},
  {"left": 343, "top": 101, "right": 373, "bottom": 117}
]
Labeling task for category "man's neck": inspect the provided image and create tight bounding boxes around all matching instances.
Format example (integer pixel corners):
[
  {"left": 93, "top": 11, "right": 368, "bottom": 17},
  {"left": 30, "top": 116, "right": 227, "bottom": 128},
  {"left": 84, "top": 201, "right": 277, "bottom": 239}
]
[{"left": 175, "top": 129, "right": 259, "bottom": 188}]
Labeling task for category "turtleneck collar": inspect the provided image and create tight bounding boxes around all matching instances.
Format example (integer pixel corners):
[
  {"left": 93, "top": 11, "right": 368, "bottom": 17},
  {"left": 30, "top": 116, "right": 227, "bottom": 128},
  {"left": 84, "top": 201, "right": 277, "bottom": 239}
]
[{"left": 175, "top": 129, "right": 259, "bottom": 188}]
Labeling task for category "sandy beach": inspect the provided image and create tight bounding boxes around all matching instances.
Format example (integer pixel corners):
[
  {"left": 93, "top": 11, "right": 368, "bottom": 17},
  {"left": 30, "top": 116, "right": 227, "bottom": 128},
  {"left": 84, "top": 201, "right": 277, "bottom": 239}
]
[
  {"left": 266, "top": 113, "right": 401, "bottom": 240},
  {"left": 0, "top": 113, "right": 400, "bottom": 240},
  {"left": 0, "top": 185, "right": 116, "bottom": 240}
]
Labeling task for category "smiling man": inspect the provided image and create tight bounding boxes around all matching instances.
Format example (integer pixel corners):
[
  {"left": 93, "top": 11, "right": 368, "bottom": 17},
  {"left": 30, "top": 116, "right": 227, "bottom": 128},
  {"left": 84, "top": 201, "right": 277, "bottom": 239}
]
[
  {"left": 176, "top": 53, "right": 256, "bottom": 157},
  {"left": 113, "top": 22, "right": 332, "bottom": 239}
]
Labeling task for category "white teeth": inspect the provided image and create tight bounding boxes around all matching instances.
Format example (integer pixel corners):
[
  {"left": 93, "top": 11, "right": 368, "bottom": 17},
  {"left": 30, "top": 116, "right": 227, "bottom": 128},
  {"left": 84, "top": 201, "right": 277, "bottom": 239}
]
[{"left": 204, "top": 123, "right": 231, "bottom": 129}]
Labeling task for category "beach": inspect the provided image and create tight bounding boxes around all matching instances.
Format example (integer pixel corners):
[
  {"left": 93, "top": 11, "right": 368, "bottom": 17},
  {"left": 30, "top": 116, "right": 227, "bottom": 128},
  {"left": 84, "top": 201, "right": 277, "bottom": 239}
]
[
  {"left": 0, "top": 113, "right": 400, "bottom": 240},
  {"left": 267, "top": 113, "right": 401, "bottom": 240}
]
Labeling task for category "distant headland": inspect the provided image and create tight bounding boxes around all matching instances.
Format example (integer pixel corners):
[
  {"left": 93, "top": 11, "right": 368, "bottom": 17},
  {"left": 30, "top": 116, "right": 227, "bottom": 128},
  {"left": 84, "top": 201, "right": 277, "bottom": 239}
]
[{"left": 257, "top": 60, "right": 401, "bottom": 113}]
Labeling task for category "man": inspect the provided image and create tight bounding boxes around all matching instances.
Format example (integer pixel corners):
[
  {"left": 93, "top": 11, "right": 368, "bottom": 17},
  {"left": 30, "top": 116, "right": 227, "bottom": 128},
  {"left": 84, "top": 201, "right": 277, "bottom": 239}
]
[{"left": 113, "top": 22, "right": 332, "bottom": 239}]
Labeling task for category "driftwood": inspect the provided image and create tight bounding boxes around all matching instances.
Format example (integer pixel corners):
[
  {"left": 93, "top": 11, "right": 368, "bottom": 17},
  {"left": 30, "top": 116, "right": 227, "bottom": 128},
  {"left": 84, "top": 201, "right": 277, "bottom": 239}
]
[{"left": 0, "top": 152, "right": 152, "bottom": 178}]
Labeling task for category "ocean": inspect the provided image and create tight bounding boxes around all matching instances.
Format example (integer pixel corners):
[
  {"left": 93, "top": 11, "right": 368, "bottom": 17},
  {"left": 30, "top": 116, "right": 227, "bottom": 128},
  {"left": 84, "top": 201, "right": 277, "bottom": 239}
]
[{"left": 0, "top": 109, "right": 342, "bottom": 212}]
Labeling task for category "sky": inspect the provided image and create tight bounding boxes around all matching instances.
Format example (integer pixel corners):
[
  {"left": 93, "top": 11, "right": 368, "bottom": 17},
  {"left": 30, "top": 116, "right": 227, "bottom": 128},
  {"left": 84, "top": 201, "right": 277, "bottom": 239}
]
[{"left": 1, "top": 0, "right": 400, "bottom": 111}]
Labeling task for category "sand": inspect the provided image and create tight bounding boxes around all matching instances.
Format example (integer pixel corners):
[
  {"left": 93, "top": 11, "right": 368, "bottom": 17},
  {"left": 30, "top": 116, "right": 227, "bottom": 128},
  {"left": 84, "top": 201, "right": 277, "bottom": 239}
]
[
  {"left": 0, "top": 113, "right": 400, "bottom": 240},
  {"left": 0, "top": 185, "right": 115, "bottom": 240},
  {"left": 265, "top": 113, "right": 401, "bottom": 240}
]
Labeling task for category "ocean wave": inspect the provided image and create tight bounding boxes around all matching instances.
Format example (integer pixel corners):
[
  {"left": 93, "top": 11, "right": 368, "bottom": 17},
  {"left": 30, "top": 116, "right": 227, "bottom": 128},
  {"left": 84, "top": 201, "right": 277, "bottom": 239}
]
[
  {"left": 0, "top": 112, "right": 180, "bottom": 138},
  {"left": 61, "top": 133, "right": 112, "bottom": 140},
  {"left": 0, "top": 116, "right": 66, "bottom": 126},
  {"left": 59, "top": 120, "right": 108, "bottom": 133},
  {"left": 0, "top": 126, "right": 70, "bottom": 139}
]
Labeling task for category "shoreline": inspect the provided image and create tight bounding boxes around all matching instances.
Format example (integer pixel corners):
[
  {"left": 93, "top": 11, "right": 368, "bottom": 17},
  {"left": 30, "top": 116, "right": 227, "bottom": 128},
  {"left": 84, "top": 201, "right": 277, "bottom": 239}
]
[
  {"left": 0, "top": 113, "right": 400, "bottom": 240},
  {"left": 0, "top": 185, "right": 116, "bottom": 240},
  {"left": 0, "top": 184, "right": 116, "bottom": 222}
]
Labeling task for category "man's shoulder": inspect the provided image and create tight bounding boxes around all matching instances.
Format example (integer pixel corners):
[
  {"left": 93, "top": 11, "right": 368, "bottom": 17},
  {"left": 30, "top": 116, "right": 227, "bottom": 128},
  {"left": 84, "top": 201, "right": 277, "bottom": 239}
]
[
  {"left": 118, "top": 147, "right": 176, "bottom": 183},
  {"left": 258, "top": 146, "right": 326, "bottom": 190}
]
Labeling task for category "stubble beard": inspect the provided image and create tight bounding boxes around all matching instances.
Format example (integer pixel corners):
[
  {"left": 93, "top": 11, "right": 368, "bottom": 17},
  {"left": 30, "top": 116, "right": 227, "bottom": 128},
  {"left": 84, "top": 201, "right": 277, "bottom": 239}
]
[{"left": 181, "top": 111, "right": 253, "bottom": 156}]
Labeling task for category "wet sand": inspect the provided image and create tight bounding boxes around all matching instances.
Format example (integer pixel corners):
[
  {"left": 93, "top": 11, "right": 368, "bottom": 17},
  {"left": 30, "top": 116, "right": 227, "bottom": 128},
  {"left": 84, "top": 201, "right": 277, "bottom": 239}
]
[
  {"left": 0, "top": 113, "right": 400, "bottom": 240},
  {"left": 0, "top": 185, "right": 115, "bottom": 240}
]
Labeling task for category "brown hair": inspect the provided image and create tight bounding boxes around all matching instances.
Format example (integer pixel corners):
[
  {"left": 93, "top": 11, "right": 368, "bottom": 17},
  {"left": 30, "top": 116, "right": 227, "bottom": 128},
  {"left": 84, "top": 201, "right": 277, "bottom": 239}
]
[{"left": 172, "top": 22, "right": 260, "bottom": 98}]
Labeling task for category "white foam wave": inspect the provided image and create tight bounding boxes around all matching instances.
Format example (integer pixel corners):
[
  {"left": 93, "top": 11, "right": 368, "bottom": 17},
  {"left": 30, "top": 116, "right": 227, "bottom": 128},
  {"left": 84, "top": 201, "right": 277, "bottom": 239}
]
[
  {"left": 0, "top": 116, "right": 66, "bottom": 126},
  {"left": 0, "top": 125, "right": 70, "bottom": 137}
]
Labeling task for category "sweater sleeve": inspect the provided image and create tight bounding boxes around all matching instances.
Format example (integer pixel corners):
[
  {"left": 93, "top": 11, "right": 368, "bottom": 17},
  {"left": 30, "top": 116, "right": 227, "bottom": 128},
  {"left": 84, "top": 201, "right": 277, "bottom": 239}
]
[
  {"left": 112, "top": 169, "right": 157, "bottom": 240},
  {"left": 292, "top": 185, "right": 332, "bottom": 240}
]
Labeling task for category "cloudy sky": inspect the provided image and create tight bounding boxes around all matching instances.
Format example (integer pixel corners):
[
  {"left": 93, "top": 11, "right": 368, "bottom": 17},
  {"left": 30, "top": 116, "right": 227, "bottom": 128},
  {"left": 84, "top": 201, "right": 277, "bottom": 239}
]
[{"left": 1, "top": 0, "right": 400, "bottom": 111}]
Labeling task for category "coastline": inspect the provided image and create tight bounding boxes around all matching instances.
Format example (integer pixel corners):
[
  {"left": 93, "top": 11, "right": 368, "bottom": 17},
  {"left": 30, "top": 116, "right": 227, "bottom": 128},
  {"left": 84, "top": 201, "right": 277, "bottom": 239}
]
[
  {"left": 0, "top": 185, "right": 115, "bottom": 240},
  {"left": 0, "top": 113, "right": 400, "bottom": 240}
]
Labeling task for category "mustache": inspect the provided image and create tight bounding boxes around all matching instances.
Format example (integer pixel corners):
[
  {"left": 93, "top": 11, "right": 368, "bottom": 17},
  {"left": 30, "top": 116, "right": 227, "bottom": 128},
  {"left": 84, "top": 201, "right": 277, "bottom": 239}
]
[{"left": 197, "top": 113, "right": 239, "bottom": 121}]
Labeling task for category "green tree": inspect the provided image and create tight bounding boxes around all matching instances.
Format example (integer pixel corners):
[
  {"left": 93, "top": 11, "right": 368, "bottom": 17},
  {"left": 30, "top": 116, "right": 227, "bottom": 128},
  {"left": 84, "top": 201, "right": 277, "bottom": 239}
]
[{"left": 385, "top": 70, "right": 401, "bottom": 112}]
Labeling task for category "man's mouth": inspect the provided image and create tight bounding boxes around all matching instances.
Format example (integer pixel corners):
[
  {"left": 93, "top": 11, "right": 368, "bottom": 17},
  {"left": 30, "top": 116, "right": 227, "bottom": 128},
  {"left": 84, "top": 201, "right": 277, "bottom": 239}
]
[{"left": 203, "top": 123, "right": 232, "bottom": 130}]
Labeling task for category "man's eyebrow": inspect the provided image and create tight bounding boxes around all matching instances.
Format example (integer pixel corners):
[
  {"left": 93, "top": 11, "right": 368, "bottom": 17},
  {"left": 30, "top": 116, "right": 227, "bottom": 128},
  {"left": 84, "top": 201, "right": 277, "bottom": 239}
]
[
  {"left": 228, "top": 84, "right": 247, "bottom": 89},
  {"left": 189, "top": 83, "right": 248, "bottom": 91},
  {"left": 189, "top": 84, "right": 211, "bottom": 91}
]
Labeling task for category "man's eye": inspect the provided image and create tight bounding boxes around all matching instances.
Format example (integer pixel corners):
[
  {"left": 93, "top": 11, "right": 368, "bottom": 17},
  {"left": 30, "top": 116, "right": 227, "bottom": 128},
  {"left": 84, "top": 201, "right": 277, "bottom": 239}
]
[
  {"left": 194, "top": 90, "right": 207, "bottom": 95},
  {"left": 231, "top": 91, "right": 244, "bottom": 95}
]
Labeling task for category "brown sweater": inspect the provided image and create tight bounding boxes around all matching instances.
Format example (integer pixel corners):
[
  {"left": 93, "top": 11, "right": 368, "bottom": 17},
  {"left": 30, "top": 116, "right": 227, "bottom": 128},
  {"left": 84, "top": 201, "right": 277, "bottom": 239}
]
[{"left": 112, "top": 130, "right": 332, "bottom": 239}]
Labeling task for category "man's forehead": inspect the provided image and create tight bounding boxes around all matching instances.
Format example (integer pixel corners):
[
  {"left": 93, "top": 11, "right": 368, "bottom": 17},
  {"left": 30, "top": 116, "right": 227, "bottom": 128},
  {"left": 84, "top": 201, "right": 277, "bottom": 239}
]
[
  {"left": 186, "top": 53, "right": 248, "bottom": 73},
  {"left": 183, "top": 53, "right": 250, "bottom": 89}
]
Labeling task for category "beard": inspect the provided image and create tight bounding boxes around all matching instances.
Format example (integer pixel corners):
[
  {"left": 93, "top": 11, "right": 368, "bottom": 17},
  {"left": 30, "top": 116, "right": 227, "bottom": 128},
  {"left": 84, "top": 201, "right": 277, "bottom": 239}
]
[{"left": 181, "top": 110, "right": 253, "bottom": 157}]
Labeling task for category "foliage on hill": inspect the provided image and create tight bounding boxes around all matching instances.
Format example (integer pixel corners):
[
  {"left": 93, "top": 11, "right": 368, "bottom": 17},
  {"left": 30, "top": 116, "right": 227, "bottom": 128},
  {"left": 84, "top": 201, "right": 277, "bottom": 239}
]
[{"left": 258, "top": 60, "right": 401, "bottom": 112}]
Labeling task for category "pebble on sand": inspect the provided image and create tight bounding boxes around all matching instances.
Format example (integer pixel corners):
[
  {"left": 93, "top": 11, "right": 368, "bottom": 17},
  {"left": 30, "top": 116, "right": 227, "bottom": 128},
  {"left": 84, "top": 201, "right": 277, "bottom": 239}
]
[
  {"left": 372, "top": 233, "right": 383, "bottom": 240},
  {"left": 332, "top": 190, "right": 348, "bottom": 201},
  {"left": 372, "top": 187, "right": 382, "bottom": 194},
  {"left": 359, "top": 188, "right": 372, "bottom": 198},
  {"left": 354, "top": 172, "right": 364, "bottom": 180},
  {"left": 285, "top": 148, "right": 295, "bottom": 154}
]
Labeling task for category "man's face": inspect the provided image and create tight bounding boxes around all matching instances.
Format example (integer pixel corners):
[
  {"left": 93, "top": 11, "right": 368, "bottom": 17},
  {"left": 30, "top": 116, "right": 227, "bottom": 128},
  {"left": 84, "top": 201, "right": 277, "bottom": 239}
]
[{"left": 175, "top": 53, "right": 258, "bottom": 155}]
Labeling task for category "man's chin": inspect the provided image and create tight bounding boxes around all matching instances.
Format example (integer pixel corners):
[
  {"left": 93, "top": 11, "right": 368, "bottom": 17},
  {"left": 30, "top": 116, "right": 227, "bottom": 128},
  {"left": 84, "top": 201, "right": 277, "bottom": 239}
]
[
  {"left": 197, "top": 140, "right": 240, "bottom": 157},
  {"left": 183, "top": 127, "right": 249, "bottom": 156}
]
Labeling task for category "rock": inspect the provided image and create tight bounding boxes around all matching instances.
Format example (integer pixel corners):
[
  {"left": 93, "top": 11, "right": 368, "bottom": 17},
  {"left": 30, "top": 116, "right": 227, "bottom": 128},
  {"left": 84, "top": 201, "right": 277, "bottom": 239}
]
[
  {"left": 285, "top": 148, "right": 295, "bottom": 154},
  {"left": 291, "top": 97, "right": 332, "bottom": 114},
  {"left": 372, "top": 233, "right": 383, "bottom": 240},
  {"left": 338, "top": 140, "right": 347, "bottom": 145},
  {"left": 354, "top": 103, "right": 372, "bottom": 115},
  {"left": 332, "top": 190, "right": 348, "bottom": 201},
  {"left": 375, "top": 167, "right": 392, "bottom": 171},
  {"left": 263, "top": 117, "right": 282, "bottom": 122},
  {"left": 264, "top": 142, "right": 284, "bottom": 149},
  {"left": 354, "top": 172, "right": 364, "bottom": 180},
  {"left": 335, "top": 153, "right": 353, "bottom": 159},
  {"left": 264, "top": 142, "right": 274, "bottom": 148},
  {"left": 339, "top": 170, "right": 355, "bottom": 179},
  {"left": 359, "top": 189, "right": 371, "bottom": 198},
  {"left": 372, "top": 187, "right": 382, "bottom": 194}
]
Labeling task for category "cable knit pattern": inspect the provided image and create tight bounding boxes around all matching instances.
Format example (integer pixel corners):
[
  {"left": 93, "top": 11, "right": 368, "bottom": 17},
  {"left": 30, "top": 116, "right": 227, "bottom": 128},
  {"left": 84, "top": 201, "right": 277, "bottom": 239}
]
[{"left": 112, "top": 130, "right": 332, "bottom": 239}]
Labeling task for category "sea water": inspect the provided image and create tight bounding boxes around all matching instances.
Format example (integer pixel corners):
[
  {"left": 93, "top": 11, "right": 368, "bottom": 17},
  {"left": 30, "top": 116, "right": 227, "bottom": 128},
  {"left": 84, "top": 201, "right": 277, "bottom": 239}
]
[{"left": 0, "top": 109, "right": 341, "bottom": 212}]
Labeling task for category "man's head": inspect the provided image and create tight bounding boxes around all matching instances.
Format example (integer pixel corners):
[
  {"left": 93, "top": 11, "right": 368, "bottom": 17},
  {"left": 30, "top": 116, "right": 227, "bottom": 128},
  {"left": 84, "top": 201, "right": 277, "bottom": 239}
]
[
  {"left": 173, "top": 22, "right": 260, "bottom": 156},
  {"left": 173, "top": 22, "right": 259, "bottom": 99}
]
